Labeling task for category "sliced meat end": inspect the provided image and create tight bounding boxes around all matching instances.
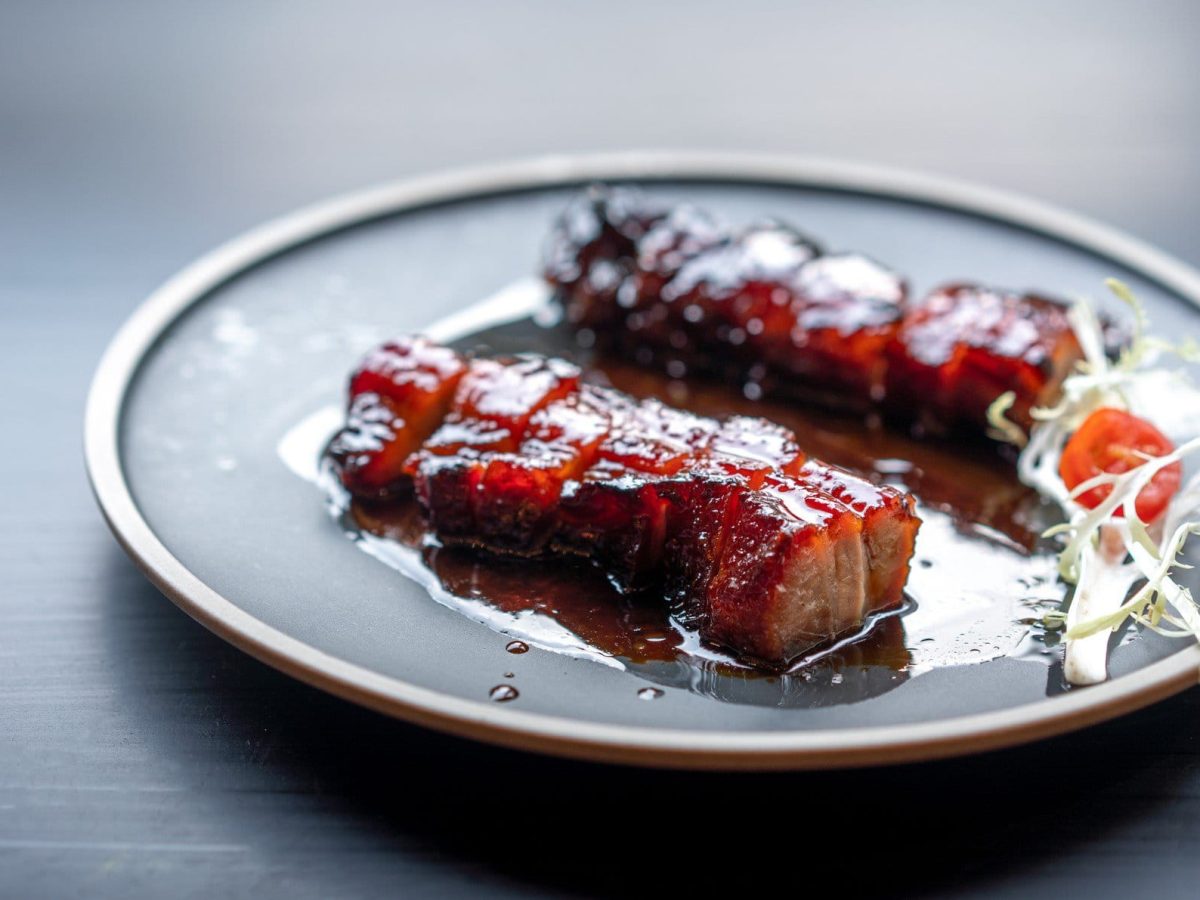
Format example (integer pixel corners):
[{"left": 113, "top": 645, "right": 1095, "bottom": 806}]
[
  {"left": 799, "top": 461, "right": 920, "bottom": 610},
  {"left": 697, "top": 480, "right": 867, "bottom": 667},
  {"left": 658, "top": 477, "right": 744, "bottom": 626}
]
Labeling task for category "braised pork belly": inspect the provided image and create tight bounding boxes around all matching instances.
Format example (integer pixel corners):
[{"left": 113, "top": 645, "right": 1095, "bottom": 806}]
[
  {"left": 330, "top": 337, "right": 920, "bottom": 667},
  {"left": 543, "top": 185, "right": 1085, "bottom": 433}
]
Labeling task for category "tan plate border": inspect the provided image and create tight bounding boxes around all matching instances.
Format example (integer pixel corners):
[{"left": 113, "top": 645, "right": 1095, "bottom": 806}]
[{"left": 84, "top": 151, "right": 1200, "bottom": 770}]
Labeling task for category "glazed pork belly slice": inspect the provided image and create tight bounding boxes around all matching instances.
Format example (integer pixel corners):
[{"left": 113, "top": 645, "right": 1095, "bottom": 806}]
[
  {"left": 885, "top": 283, "right": 1084, "bottom": 433},
  {"left": 571, "top": 403, "right": 916, "bottom": 665},
  {"left": 543, "top": 187, "right": 1102, "bottom": 434},
  {"left": 798, "top": 461, "right": 920, "bottom": 611},
  {"left": 696, "top": 478, "right": 869, "bottom": 667},
  {"left": 661, "top": 235, "right": 907, "bottom": 404},
  {"left": 328, "top": 336, "right": 468, "bottom": 498},
  {"left": 542, "top": 185, "right": 666, "bottom": 331},
  {"left": 778, "top": 253, "right": 907, "bottom": 402},
  {"left": 664, "top": 465, "right": 918, "bottom": 667},
  {"left": 330, "top": 338, "right": 920, "bottom": 667},
  {"left": 551, "top": 393, "right": 715, "bottom": 590},
  {"left": 415, "top": 373, "right": 810, "bottom": 586},
  {"left": 542, "top": 186, "right": 909, "bottom": 406},
  {"left": 404, "top": 356, "right": 915, "bottom": 665},
  {"left": 407, "top": 355, "right": 583, "bottom": 553}
]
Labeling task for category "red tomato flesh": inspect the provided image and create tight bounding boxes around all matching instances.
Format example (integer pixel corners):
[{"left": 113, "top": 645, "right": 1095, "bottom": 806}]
[{"left": 1059, "top": 407, "right": 1182, "bottom": 522}]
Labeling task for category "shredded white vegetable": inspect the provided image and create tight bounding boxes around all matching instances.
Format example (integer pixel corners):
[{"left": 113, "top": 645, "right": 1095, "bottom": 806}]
[{"left": 988, "top": 279, "right": 1200, "bottom": 685}]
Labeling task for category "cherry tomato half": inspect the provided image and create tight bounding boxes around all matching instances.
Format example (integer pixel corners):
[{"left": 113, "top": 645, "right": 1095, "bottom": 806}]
[{"left": 1059, "top": 407, "right": 1182, "bottom": 522}]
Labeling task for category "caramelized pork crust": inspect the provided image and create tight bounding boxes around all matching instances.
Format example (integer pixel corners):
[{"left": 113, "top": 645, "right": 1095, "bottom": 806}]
[
  {"left": 885, "top": 282, "right": 1083, "bottom": 432},
  {"left": 330, "top": 338, "right": 920, "bottom": 667},
  {"left": 543, "top": 185, "right": 1088, "bottom": 433},
  {"left": 542, "top": 185, "right": 666, "bottom": 331},
  {"left": 544, "top": 188, "right": 907, "bottom": 407},
  {"left": 328, "top": 336, "right": 468, "bottom": 498}
]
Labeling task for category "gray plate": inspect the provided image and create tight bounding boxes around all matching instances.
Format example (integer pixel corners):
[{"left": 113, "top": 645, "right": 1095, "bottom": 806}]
[{"left": 86, "top": 153, "right": 1200, "bottom": 769}]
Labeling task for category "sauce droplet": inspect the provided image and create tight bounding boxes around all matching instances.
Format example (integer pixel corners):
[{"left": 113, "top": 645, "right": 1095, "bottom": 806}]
[
  {"left": 506, "top": 640, "right": 529, "bottom": 654},
  {"left": 489, "top": 684, "right": 519, "bottom": 703},
  {"left": 637, "top": 687, "right": 664, "bottom": 701},
  {"left": 504, "top": 672, "right": 515, "bottom": 679}
]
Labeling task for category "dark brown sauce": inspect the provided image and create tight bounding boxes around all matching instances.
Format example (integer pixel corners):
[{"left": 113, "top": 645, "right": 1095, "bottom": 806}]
[
  {"left": 345, "top": 492, "right": 919, "bottom": 706},
  {"left": 353, "top": 492, "right": 916, "bottom": 664}
]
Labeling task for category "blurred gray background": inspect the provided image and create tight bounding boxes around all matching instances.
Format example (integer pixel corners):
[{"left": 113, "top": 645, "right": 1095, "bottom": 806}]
[
  {"left": 5, "top": 0, "right": 1200, "bottom": 290},
  {"left": 3, "top": 2, "right": 1200, "bottom": 898}
]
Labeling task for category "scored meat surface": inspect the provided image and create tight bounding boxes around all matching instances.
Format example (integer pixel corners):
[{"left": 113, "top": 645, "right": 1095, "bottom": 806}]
[
  {"left": 543, "top": 184, "right": 1087, "bottom": 433},
  {"left": 329, "top": 338, "right": 920, "bottom": 668}
]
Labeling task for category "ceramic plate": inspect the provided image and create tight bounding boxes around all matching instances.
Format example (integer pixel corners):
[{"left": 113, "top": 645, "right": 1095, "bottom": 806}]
[{"left": 86, "top": 153, "right": 1200, "bottom": 769}]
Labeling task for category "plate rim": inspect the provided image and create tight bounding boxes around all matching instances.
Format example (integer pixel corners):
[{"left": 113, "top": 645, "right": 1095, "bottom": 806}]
[{"left": 85, "top": 151, "right": 1200, "bottom": 770}]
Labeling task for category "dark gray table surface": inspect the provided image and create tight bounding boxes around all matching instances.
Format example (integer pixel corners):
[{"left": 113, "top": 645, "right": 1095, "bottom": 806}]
[{"left": 4, "top": 2, "right": 1200, "bottom": 897}]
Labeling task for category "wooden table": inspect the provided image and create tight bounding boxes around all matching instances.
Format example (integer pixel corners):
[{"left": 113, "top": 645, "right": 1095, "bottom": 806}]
[{"left": 3, "top": 2, "right": 1199, "bottom": 896}]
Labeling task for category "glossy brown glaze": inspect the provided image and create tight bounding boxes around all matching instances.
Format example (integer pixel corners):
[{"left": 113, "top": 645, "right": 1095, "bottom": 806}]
[
  {"left": 593, "top": 358, "right": 1044, "bottom": 549},
  {"left": 328, "top": 336, "right": 469, "bottom": 498},
  {"left": 886, "top": 283, "right": 1083, "bottom": 432},
  {"left": 543, "top": 185, "right": 1087, "bottom": 433}
]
